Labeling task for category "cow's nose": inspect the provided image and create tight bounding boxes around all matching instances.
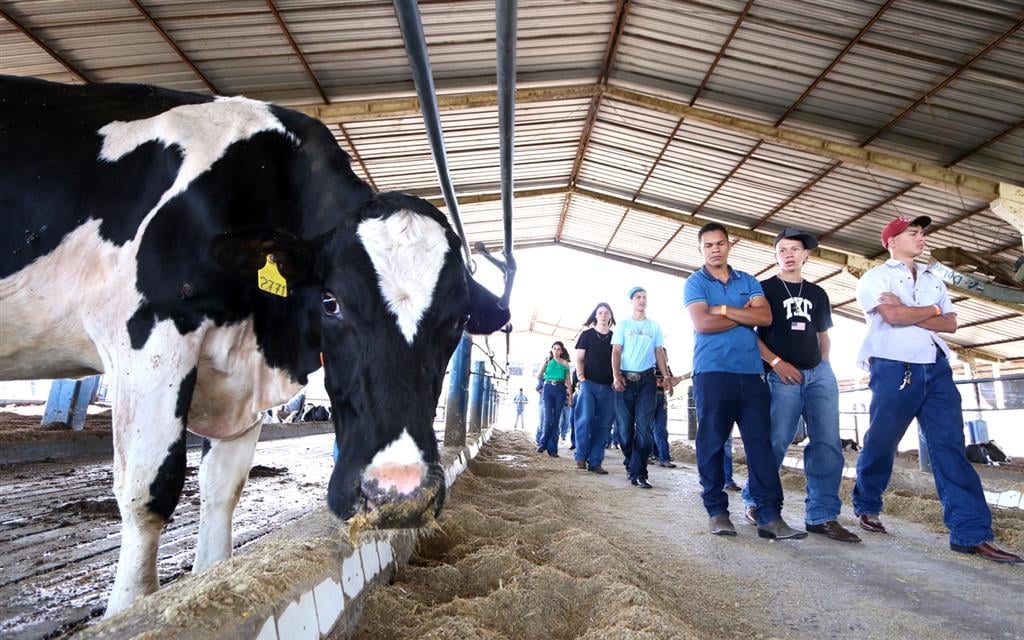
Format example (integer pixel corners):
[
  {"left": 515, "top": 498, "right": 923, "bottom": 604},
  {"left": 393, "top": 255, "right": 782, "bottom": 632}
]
[{"left": 359, "top": 461, "right": 426, "bottom": 507}]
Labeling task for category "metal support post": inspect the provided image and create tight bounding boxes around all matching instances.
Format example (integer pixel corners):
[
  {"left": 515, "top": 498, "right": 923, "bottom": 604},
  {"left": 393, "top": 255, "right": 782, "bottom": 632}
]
[
  {"left": 444, "top": 333, "right": 471, "bottom": 447},
  {"left": 42, "top": 376, "right": 100, "bottom": 431},
  {"left": 482, "top": 375, "right": 493, "bottom": 428},
  {"left": 468, "top": 360, "right": 485, "bottom": 434}
]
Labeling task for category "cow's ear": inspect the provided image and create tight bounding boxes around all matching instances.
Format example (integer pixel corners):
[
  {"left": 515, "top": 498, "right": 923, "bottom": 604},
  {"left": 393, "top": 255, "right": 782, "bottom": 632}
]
[
  {"left": 465, "top": 275, "right": 511, "bottom": 334},
  {"left": 211, "top": 227, "right": 315, "bottom": 287}
]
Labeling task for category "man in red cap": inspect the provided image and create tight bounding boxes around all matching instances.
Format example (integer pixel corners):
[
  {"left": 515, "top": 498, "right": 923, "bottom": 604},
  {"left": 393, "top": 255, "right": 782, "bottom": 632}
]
[{"left": 853, "top": 215, "right": 1022, "bottom": 563}]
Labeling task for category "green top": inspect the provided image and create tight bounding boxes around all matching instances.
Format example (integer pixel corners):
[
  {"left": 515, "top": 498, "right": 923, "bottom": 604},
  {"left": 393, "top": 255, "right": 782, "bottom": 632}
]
[{"left": 543, "top": 358, "right": 570, "bottom": 382}]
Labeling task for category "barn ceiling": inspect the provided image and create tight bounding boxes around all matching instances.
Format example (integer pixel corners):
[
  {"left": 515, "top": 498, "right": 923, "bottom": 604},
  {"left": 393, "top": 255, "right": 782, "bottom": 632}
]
[{"left": 2, "top": 0, "right": 1023, "bottom": 361}]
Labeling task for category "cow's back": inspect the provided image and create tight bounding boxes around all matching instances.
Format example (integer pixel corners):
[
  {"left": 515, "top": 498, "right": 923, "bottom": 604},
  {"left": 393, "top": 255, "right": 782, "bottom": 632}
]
[{"left": 0, "top": 75, "right": 370, "bottom": 384}]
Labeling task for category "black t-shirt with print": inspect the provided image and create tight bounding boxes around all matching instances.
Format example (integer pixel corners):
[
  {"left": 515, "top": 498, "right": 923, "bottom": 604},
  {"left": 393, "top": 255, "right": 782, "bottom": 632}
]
[
  {"left": 575, "top": 328, "right": 614, "bottom": 385},
  {"left": 756, "top": 276, "right": 833, "bottom": 371}
]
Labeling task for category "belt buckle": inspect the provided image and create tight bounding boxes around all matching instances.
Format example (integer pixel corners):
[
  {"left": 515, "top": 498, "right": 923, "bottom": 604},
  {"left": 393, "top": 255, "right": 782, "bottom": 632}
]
[{"left": 625, "top": 372, "right": 641, "bottom": 382}]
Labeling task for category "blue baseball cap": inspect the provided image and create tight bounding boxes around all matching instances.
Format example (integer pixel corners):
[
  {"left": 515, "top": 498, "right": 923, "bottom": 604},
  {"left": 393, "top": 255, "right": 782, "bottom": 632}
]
[{"left": 628, "top": 286, "right": 646, "bottom": 299}]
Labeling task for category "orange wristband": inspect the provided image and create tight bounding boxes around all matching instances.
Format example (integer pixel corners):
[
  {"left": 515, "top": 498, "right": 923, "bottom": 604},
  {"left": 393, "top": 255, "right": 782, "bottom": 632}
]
[{"left": 769, "top": 356, "right": 781, "bottom": 368}]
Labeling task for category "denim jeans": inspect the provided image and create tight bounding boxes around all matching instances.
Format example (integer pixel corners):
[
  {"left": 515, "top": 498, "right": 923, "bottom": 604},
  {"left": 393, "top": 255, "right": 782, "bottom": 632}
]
[
  {"left": 742, "top": 360, "right": 844, "bottom": 524},
  {"left": 652, "top": 392, "right": 671, "bottom": 463},
  {"left": 558, "top": 405, "right": 572, "bottom": 439},
  {"left": 540, "top": 383, "right": 567, "bottom": 455},
  {"left": 535, "top": 394, "right": 545, "bottom": 446},
  {"left": 694, "top": 372, "right": 782, "bottom": 524},
  {"left": 723, "top": 436, "right": 734, "bottom": 484},
  {"left": 574, "top": 380, "right": 614, "bottom": 469},
  {"left": 853, "top": 355, "right": 992, "bottom": 547},
  {"left": 614, "top": 373, "right": 657, "bottom": 480}
]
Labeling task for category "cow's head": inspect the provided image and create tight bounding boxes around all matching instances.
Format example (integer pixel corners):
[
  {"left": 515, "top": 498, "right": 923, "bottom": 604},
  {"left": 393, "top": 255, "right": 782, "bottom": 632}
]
[{"left": 213, "top": 192, "right": 509, "bottom": 528}]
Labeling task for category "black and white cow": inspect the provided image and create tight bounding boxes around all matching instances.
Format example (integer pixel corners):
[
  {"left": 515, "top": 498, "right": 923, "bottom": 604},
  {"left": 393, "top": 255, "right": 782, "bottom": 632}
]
[{"left": 0, "top": 75, "right": 510, "bottom": 615}]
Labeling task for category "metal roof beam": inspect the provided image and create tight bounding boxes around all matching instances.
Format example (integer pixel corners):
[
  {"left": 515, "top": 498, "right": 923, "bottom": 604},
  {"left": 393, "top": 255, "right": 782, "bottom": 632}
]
[
  {"left": 603, "top": 86, "right": 1004, "bottom": 201},
  {"left": 572, "top": 186, "right": 1023, "bottom": 313},
  {"left": 0, "top": 8, "right": 90, "bottom": 83},
  {"left": 294, "top": 83, "right": 598, "bottom": 123},
  {"left": 861, "top": 17, "right": 1024, "bottom": 147},
  {"left": 128, "top": 0, "right": 217, "bottom": 94},
  {"left": 773, "top": 0, "right": 896, "bottom": 126},
  {"left": 295, "top": 83, "right": 1012, "bottom": 203}
]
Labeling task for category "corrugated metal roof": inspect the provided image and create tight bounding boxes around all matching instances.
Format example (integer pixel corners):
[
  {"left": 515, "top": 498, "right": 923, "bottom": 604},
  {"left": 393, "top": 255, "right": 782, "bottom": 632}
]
[{"left": 1, "top": 0, "right": 1022, "bottom": 361}]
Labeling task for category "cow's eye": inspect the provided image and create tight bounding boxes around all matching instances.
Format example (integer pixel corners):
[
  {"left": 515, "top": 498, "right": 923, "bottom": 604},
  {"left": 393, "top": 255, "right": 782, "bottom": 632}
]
[{"left": 322, "top": 292, "right": 342, "bottom": 318}]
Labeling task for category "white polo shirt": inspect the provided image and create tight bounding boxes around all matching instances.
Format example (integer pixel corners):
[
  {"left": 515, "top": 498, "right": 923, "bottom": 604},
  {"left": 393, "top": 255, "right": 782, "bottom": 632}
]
[{"left": 856, "top": 259, "right": 955, "bottom": 370}]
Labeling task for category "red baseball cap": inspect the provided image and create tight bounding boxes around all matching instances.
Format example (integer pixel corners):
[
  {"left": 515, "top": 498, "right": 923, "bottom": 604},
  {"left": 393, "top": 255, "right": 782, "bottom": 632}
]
[{"left": 880, "top": 215, "right": 931, "bottom": 249}]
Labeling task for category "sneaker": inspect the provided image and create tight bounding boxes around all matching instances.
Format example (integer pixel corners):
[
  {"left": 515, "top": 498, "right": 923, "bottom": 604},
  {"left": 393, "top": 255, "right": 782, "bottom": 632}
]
[
  {"left": 536, "top": 446, "right": 545, "bottom": 454},
  {"left": 631, "top": 477, "right": 653, "bottom": 489}
]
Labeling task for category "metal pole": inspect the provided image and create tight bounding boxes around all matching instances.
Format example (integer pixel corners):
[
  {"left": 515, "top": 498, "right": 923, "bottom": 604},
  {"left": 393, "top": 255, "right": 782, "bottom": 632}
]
[
  {"left": 444, "top": 333, "right": 471, "bottom": 446},
  {"left": 468, "top": 360, "right": 485, "bottom": 434},
  {"left": 495, "top": 0, "right": 518, "bottom": 305},
  {"left": 482, "top": 375, "right": 493, "bottom": 428},
  {"left": 392, "top": 0, "right": 471, "bottom": 266}
]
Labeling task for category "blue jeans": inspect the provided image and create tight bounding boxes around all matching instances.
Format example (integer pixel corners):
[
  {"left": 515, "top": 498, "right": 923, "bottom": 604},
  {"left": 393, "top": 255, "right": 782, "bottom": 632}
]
[
  {"left": 574, "top": 380, "right": 614, "bottom": 469},
  {"left": 558, "top": 405, "right": 572, "bottom": 439},
  {"left": 742, "top": 361, "right": 844, "bottom": 524},
  {"left": 540, "top": 383, "right": 567, "bottom": 455},
  {"left": 723, "top": 436, "right": 734, "bottom": 484},
  {"left": 694, "top": 372, "right": 782, "bottom": 524},
  {"left": 853, "top": 355, "right": 992, "bottom": 547},
  {"left": 652, "top": 392, "right": 671, "bottom": 463},
  {"left": 535, "top": 393, "right": 545, "bottom": 446},
  {"left": 614, "top": 373, "right": 657, "bottom": 481}
]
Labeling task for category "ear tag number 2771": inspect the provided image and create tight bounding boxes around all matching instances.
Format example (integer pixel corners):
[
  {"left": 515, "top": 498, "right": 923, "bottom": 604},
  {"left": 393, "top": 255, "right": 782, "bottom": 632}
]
[{"left": 258, "top": 255, "right": 288, "bottom": 297}]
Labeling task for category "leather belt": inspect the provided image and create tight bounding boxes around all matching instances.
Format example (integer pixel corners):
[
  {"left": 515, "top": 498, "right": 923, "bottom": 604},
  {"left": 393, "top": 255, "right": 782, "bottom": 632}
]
[
  {"left": 545, "top": 380, "right": 565, "bottom": 385},
  {"left": 622, "top": 369, "right": 655, "bottom": 382}
]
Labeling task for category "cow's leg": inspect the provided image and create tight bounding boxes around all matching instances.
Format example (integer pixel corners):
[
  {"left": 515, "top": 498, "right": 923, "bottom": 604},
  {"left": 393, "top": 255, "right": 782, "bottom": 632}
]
[
  {"left": 193, "top": 420, "right": 262, "bottom": 572},
  {"left": 106, "top": 364, "right": 198, "bottom": 616}
]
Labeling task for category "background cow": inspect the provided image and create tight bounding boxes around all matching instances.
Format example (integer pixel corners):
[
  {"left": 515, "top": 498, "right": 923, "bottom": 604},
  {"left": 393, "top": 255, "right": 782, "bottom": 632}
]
[{"left": 0, "top": 75, "right": 510, "bottom": 615}]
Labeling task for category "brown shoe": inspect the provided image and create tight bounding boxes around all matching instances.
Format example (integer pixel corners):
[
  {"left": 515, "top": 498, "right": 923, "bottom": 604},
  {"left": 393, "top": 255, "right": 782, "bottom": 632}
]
[
  {"left": 744, "top": 505, "right": 758, "bottom": 526},
  {"left": 806, "top": 520, "right": 861, "bottom": 543},
  {"left": 950, "top": 542, "right": 1023, "bottom": 564},
  {"left": 588, "top": 465, "right": 609, "bottom": 475},
  {"left": 757, "top": 517, "right": 808, "bottom": 540},
  {"left": 858, "top": 515, "right": 887, "bottom": 534},
  {"left": 710, "top": 514, "right": 737, "bottom": 536},
  {"left": 575, "top": 460, "right": 587, "bottom": 469}
]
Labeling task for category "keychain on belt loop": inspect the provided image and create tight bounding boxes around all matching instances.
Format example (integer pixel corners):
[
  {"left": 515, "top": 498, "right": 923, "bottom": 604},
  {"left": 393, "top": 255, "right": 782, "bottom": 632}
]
[{"left": 899, "top": 364, "right": 912, "bottom": 391}]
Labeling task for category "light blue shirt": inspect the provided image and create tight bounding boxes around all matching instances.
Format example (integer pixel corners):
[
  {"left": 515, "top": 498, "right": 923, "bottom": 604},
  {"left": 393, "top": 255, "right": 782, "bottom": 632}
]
[
  {"left": 611, "top": 316, "right": 664, "bottom": 371},
  {"left": 856, "top": 259, "right": 954, "bottom": 370}
]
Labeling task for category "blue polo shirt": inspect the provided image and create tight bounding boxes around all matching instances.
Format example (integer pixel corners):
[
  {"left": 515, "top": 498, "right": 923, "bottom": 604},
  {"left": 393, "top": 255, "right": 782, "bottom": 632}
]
[{"left": 683, "top": 266, "right": 764, "bottom": 375}]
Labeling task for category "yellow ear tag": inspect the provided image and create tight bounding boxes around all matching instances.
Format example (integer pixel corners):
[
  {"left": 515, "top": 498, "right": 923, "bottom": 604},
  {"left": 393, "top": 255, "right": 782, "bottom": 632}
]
[{"left": 257, "top": 254, "right": 288, "bottom": 297}]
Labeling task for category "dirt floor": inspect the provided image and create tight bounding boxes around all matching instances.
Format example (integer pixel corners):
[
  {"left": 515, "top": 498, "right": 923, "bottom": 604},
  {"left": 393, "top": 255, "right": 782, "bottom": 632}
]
[
  {"left": 0, "top": 407, "right": 112, "bottom": 443},
  {"left": 0, "top": 434, "right": 336, "bottom": 640},
  {"left": 354, "top": 428, "right": 1024, "bottom": 640}
]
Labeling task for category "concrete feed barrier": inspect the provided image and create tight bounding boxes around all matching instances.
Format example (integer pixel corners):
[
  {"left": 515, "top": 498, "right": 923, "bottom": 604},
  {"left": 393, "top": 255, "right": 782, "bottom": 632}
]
[{"left": 78, "top": 427, "right": 495, "bottom": 640}]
